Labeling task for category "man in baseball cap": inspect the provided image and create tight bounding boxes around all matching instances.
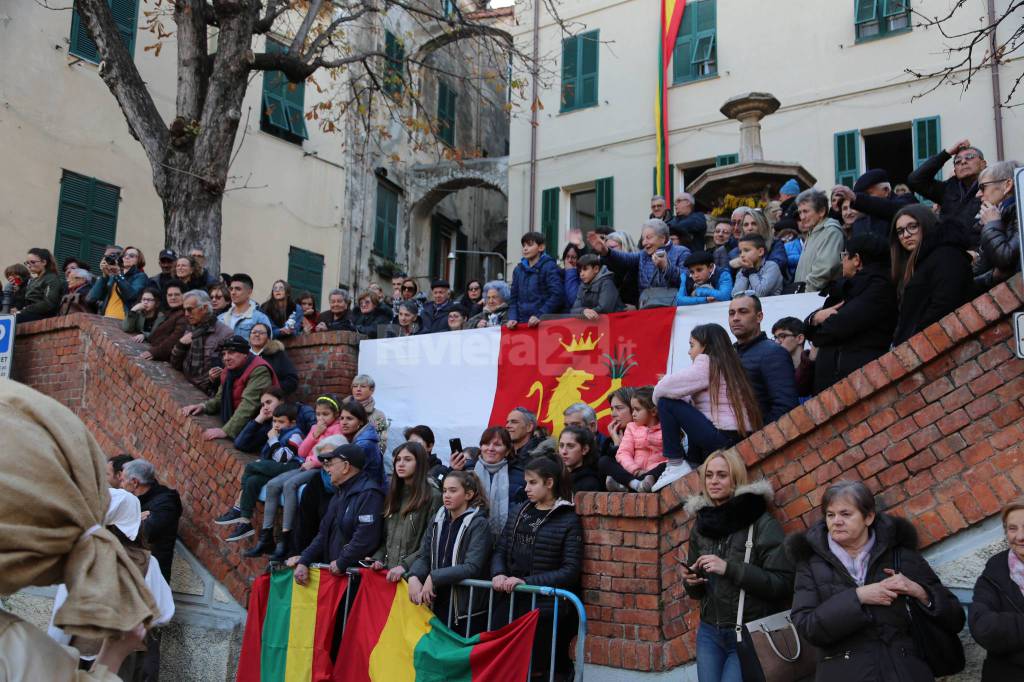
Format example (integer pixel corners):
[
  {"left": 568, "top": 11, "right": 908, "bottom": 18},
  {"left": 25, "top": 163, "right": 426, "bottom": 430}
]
[
  {"left": 148, "top": 249, "right": 179, "bottom": 293},
  {"left": 291, "top": 444, "right": 384, "bottom": 583}
]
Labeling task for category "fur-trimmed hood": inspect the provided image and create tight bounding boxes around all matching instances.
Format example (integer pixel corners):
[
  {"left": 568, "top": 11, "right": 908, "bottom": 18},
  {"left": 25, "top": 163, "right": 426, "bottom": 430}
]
[
  {"left": 785, "top": 512, "right": 919, "bottom": 564},
  {"left": 258, "top": 339, "right": 286, "bottom": 356},
  {"left": 685, "top": 479, "right": 775, "bottom": 540}
]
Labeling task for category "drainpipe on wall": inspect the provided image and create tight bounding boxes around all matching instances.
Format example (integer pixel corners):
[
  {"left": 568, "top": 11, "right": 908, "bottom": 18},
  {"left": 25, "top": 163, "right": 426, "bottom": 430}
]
[
  {"left": 986, "top": 0, "right": 1005, "bottom": 159},
  {"left": 527, "top": 0, "right": 541, "bottom": 231}
]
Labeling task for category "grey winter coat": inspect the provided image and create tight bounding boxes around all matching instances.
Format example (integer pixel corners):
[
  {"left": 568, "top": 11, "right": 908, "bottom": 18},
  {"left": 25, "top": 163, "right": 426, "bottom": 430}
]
[
  {"left": 371, "top": 485, "right": 443, "bottom": 572},
  {"left": 732, "top": 259, "right": 783, "bottom": 298},
  {"left": 570, "top": 268, "right": 624, "bottom": 315},
  {"left": 683, "top": 480, "right": 794, "bottom": 627},
  {"left": 788, "top": 513, "right": 965, "bottom": 682}
]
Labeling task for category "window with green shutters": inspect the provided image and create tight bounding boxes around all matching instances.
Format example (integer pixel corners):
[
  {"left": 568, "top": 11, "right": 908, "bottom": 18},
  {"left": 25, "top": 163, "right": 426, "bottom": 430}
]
[
  {"left": 673, "top": 0, "right": 717, "bottom": 85},
  {"left": 70, "top": 0, "right": 138, "bottom": 63},
  {"left": 855, "top": 0, "right": 911, "bottom": 41},
  {"left": 834, "top": 130, "right": 861, "bottom": 188},
  {"left": 595, "top": 177, "right": 614, "bottom": 228},
  {"left": 261, "top": 40, "right": 309, "bottom": 143},
  {"left": 53, "top": 170, "right": 120, "bottom": 270},
  {"left": 374, "top": 182, "right": 399, "bottom": 261},
  {"left": 437, "top": 80, "right": 456, "bottom": 147},
  {"left": 560, "top": 31, "right": 599, "bottom": 112},
  {"left": 384, "top": 31, "right": 405, "bottom": 95},
  {"left": 912, "top": 116, "right": 941, "bottom": 177},
  {"left": 716, "top": 153, "right": 738, "bottom": 166},
  {"left": 287, "top": 246, "right": 325, "bottom": 307},
  {"left": 541, "top": 188, "right": 560, "bottom": 254}
]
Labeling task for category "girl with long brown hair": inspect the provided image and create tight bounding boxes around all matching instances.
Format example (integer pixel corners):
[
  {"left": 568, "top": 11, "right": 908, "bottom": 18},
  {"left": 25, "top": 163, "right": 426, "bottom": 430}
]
[
  {"left": 651, "top": 323, "right": 762, "bottom": 492},
  {"left": 369, "top": 442, "right": 442, "bottom": 582}
]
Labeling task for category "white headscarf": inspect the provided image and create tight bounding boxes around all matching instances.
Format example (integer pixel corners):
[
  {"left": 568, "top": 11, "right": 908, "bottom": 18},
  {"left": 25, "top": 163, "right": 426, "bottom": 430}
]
[{"left": 105, "top": 489, "right": 142, "bottom": 542}]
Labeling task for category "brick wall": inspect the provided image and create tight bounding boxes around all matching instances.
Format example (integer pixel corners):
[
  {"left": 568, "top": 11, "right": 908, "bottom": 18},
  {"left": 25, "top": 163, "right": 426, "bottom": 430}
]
[
  {"left": 575, "top": 275, "right": 1024, "bottom": 672},
  {"left": 11, "top": 315, "right": 360, "bottom": 603}
]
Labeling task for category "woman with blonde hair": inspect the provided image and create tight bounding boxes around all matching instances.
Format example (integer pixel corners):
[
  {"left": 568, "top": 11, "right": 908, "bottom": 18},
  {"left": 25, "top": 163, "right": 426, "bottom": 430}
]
[
  {"left": 681, "top": 449, "right": 793, "bottom": 682},
  {"left": 730, "top": 207, "right": 789, "bottom": 280}
]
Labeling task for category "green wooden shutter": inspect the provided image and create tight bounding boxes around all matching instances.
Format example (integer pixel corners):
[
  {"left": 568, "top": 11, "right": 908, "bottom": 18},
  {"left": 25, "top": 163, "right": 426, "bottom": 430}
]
[
  {"left": 384, "top": 31, "right": 405, "bottom": 95},
  {"left": 262, "top": 40, "right": 307, "bottom": 140},
  {"left": 834, "top": 130, "right": 861, "bottom": 188},
  {"left": 287, "top": 246, "right": 325, "bottom": 307},
  {"left": 672, "top": 7, "right": 695, "bottom": 84},
  {"left": 882, "top": 0, "right": 909, "bottom": 16},
  {"left": 674, "top": 0, "right": 715, "bottom": 83},
  {"left": 560, "top": 36, "right": 579, "bottom": 111},
  {"left": 541, "top": 188, "right": 559, "bottom": 254},
  {"left": 54, "top": 170, "right": 120, "bottom": 269},
  {"left": 374, "top": 183, "right": 399, "bottom": 260},
  {"left": 578, "top": 31, "right": 599, "bottom": 108},
  {"left": 716, "top": 153, "right": 738, "bottom": 166},
  {"left": 595, "top": 177, "right": 614, "bottom": 227},
  {"left": 912, "top": 116, "right": 941, "bottom": 171},
  {"left": 70, "top": 0, "right": 138, "bottom": 63},
  {"left": 855, "top": 0, "right": 878, "bottom": 23},
  {"left": 437, "top": 81, "right": 456, "bottom": 146}
]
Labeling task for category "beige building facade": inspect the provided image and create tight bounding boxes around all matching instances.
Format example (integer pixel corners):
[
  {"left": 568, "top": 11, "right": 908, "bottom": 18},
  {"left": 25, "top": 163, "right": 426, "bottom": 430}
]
[
  {"left": 507, "top": 0, "right": 1024, "bottom": 252},
  {"left": 0, "top": 1, "right": 511, "bottom": 304}
]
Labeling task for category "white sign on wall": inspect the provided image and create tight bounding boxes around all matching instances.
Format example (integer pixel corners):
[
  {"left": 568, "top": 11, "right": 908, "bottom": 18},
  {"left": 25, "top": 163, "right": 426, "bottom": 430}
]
[{"left": 0, "top": 315, "right": 14, "bottom": 379}]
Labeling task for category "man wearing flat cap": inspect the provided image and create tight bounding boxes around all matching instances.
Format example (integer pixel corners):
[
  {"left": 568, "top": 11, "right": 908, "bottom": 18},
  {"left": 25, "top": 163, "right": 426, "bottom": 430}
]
[
  {"left": 833, "top": 168, "right": 917, "bottom": 240},
  {"left": 180, "top": 335, "right": 279, "bottom": 440},
  {"left": 289, "top": 444, "right": 384, "bottom": 584},
  {"left": 418, "top": 279, "right": 457, "bottom": 334}
]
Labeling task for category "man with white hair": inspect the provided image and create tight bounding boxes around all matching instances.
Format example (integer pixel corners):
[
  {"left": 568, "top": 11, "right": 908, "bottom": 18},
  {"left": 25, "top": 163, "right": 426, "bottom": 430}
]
[
  {"left": 121, "top": 459, "right": 182, "bottom": 581},
  {"left": 563, "top": 402, "right": 610, "bottom": 454},
  {"left": 170, "top": 289, "right": 234, "bottom": 394},
  {"left": 59, "top": 267, "right": 95, "bottom": 315},
  {"left": 666, "top": 192, "right": 708, "bottom": 248}
]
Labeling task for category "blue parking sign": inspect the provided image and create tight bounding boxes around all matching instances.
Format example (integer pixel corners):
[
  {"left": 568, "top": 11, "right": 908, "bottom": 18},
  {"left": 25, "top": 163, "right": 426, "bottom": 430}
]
[{"left": 0, "top": 315, "right": 14, "bottom": 379}]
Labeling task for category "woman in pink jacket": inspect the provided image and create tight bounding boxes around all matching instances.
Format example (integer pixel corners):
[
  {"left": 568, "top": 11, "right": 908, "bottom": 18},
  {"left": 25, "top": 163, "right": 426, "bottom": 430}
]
[
  {"left": 651, "top": 324, "right": 762, "bottom": 492},
  {"left": 604, "top": 387, "right": 666, "bottom": 493}
]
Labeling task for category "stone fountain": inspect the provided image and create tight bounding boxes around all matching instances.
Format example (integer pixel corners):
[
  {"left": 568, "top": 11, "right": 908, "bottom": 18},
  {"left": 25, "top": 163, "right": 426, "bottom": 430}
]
[{"left": 687, "top": 92, "right": 816, "bottom": 204}]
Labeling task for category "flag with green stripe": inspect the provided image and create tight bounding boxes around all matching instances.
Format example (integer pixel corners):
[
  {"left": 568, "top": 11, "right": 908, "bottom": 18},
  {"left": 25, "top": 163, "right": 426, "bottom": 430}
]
[
  {"left": 237, "top": 568, "right": 349, "bottom": 682},
  {"left": 334, "top": 569, "right": 539, "bottom": 682}
]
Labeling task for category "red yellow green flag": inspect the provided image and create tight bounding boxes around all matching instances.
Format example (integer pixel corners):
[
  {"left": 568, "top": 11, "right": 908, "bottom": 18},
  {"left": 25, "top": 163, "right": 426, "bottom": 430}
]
[
  {"left": 656, "top": 0, "right": 687, "bottom": 198},
  {"left": 334, "top": 570, "right": 540, "bottom": 682},
  {"left": 236, "top": 568, "right": 349, "bottom": 682}
]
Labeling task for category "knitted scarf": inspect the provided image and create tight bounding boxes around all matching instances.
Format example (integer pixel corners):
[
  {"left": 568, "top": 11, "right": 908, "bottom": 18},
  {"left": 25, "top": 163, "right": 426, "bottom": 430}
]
[{"left": 474, "top": 459, "right": 509, "bottom": 537}]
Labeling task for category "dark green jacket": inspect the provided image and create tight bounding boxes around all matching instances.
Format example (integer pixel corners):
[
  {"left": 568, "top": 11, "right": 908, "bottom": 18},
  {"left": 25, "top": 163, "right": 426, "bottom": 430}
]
[
  {"left": 20, "top": 271, "right": 64, "bottom": 317},
  {"left": 372, "top": 484, "right": 442, "bottom": 571},
  {"left": 683, "top": 480, "right": 794, "bottom": 627}
]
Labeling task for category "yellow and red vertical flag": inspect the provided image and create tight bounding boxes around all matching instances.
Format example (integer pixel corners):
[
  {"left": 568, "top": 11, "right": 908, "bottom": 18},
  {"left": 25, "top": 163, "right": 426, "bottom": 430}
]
[{"left": 656, "top": 0, "right": 687, "bottom": 199}]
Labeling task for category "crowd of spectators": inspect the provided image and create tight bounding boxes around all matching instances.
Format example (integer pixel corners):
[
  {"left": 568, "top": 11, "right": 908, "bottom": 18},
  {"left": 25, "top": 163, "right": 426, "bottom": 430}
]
[{"left": 5, "top": 140, "right": 1021, "bottom": 682}]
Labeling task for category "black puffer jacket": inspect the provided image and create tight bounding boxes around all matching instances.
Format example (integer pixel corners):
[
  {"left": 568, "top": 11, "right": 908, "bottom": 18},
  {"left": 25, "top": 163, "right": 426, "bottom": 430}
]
[
  {"left": 352, "top": 303, "right": 394, "bottom": 338},
  {"left": 907, "top": 150, "right": 982, "bottom": 245},
  {"left": 974, "top": 196, "right": 1019, "bottom": 289},
  {"left": 969, "top": 549, "right": 1024, "bottom": 681},
  {"left": 570, "top": 464, "right": 603, "bottom": 493},
  {"left": 804, "top": 265, "right": 897, "bottom": 394},
  {"left": 492, "top": 500, "right": 583, "bottom": 594},
  {"left": 893, "top": 222, "right": 973, "bottom": 345},
  {"left": 258, "top": 340, "right": 299, "bottom": 396},
  {"left": 788, "top": 513, "right": 965, "bottom": 682},
  {"left": 683, "top": 480, "right": 794, "bottom": 627}
]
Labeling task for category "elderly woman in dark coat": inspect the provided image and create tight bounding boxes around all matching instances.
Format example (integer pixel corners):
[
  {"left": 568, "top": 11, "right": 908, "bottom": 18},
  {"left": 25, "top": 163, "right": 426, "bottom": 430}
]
[
  {"left": 969, "top": 499, "right": 1024, "bottom": 681},
  {"left": 788, "top": 481, "right": 964, "bottom": 682}
]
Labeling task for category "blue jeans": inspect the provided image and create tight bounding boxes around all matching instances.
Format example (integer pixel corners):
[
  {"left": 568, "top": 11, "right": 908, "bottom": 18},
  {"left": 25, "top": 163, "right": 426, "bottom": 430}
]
[
  {"left": 696, "top": 622, "right": 741, "bottom": 682},
  {"left": 657, "top": 398, "right": 740, "bottom": 466}
]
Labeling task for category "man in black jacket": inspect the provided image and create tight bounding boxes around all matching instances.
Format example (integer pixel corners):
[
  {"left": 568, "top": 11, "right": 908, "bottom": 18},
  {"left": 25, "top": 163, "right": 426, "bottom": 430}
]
[
  {"left": 728, "top": 295, "right": 798, "bottom": 423},
  {"left": 418, "top": 280, "right": 456, "bottom": 334},
  {"left": 147, "top": 249, "right": 178, "bottom": 294},
  {"left": 121, "top": 459, "right": 182, "bottom": 580},
  {"left": 666, "top": 193, "right": 708, "bottom": 248},
  {"left": 833, "top": 169, "right": 917, "bottom": 240},
  {"left": 292, "top": 444, "right": 384, "bottom": 584},
  {"left": 906, "top": 138, "right": 986, "bottom": 244}
]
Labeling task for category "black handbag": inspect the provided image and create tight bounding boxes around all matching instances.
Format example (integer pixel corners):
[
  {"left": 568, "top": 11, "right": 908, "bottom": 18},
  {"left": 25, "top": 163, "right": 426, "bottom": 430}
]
[{"left": 893, "top": 548, "right": 965, "bottom": 677}]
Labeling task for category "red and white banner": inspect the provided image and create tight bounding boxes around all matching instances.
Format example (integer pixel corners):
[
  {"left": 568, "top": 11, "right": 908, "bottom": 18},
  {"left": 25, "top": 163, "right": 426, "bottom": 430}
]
[{"left": 359, "top": 294, "right": 822, "bottom": 462}]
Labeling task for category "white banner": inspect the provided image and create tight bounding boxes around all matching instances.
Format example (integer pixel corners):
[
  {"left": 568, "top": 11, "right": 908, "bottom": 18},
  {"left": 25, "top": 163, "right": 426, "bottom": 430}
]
[{"left": 359, "top": 293, "right": 824, "bottom": 462}]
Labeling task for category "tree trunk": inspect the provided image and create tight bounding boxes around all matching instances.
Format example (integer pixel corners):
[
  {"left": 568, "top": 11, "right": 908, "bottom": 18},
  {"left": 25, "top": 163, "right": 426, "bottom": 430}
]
[{"left": 162, "top": 171, "right": 222, "bottom": 274}]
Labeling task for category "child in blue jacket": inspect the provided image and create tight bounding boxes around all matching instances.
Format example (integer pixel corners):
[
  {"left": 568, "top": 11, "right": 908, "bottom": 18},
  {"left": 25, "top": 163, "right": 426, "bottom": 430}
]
[
  {"left": 507, "top": 231, "right": 564, "bottom": 328},
  {"left": 675, "top": 251, "right": 733, "bottom": 305}
]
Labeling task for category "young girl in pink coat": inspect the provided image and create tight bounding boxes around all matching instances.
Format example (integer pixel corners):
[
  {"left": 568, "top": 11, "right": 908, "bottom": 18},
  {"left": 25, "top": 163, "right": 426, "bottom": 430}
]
[
  {"left": 605, "top": 387, "right": 666, "bottom": 493},
  {"left": 651, "top": 323, "right": 762, "bottom": 492}
]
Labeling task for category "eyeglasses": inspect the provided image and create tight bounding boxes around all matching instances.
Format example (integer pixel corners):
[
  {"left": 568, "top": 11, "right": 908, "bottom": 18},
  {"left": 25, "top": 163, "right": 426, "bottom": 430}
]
[
  {"left": 183, "top": 306, "right": 197, "bottom": 312},
  {"left": 141, "top": 298, "right": 157, "bottom": 303},
  {"left": 978, "top": 179, "right": 1009, "bottom": 190},
  {"left": 401, "top": 285, "right": 416, "bottom": 291},
  {"left": 895, "top": 222, "right": 920, "bottom": 237},
  {"left": 773, "top": 333, "right": 795, "bottom": 342},
  {"left": 23, "top": 259, "right": 42, "bottom": 266},
  {"left": 468, "top": 285, "right": 481, "bottom": 291},
  {"left": 953, "top": 153, "right": 980, "bottom": 165},
  {"left": 732, "top": 289, "right": 756, "bottom": 299}
]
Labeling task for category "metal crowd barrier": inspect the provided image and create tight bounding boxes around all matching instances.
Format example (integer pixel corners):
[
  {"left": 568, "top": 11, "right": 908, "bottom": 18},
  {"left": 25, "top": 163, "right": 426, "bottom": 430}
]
[{"left": 335, "top": 567, "right": 588, "bottom": 682}]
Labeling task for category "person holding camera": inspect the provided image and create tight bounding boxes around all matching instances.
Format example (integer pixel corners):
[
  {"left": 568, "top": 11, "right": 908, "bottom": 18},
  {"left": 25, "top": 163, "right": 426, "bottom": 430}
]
[
  {"left": 587, "top": 219, "right": 690, "bottom": 304},
  {"left": 88, "top": 246, "right": 149, "bottom": 320},
  {"left": 682, "top": 450, "right": 793, "bottom": 682}
]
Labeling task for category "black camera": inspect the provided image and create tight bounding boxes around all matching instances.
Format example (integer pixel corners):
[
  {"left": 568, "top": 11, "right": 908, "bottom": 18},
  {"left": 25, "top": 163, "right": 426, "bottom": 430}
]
[{"left": 104, "top": 253, "right": 123, "bottom": 267}]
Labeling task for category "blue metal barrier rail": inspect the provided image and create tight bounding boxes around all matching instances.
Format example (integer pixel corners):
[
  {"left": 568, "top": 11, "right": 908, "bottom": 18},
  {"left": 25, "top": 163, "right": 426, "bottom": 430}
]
[{"left": 331, "top": 567, "right": 587, "bottom": 682}]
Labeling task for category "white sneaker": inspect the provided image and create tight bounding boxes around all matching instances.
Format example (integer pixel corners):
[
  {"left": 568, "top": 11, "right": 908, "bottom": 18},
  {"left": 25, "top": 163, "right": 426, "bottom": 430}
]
[{"left": 651, "top": 462, "right": 693, "bottom": 492}]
